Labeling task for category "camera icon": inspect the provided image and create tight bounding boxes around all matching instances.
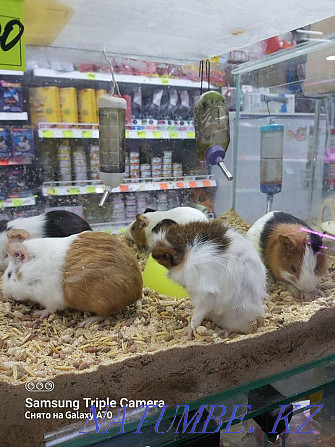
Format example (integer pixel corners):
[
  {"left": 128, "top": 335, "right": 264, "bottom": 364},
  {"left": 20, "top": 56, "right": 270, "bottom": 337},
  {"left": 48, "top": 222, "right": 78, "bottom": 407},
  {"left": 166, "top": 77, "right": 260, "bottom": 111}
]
[{"left": 25, "top": 381, "right": 54, "bottom": 392}]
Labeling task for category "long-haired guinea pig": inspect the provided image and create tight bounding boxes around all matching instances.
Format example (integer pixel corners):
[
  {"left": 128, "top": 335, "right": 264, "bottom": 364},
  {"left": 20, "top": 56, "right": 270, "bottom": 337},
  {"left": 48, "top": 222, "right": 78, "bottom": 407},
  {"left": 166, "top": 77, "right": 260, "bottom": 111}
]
[
  {"left": 2, "top": 230, "right": 142, "bottom": 328},
  {"left": 246, "top": 211, "right": 328, "bottom": 293},
  {"left": 126, "top": 207, "right": 208, "bottom": 249},
  {"left": 151, "top": 220, "right": 266, "bottom": 338},
  {"left": 0, "top": 210, "right": 92, "bottom": 271}
]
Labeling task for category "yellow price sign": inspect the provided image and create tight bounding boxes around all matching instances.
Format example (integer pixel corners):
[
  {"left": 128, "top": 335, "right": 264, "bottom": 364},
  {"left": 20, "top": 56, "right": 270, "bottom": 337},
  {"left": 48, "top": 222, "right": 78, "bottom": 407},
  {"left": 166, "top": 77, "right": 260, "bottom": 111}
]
[
  {"left": 153, "top": 131, "right": 162, "bottom": 139},
  {"left": 82, "top": 130, "right": 92, "bottom": 138},
  {"left": 11, "top": 198, "right": 24, "bottom": 207},
  {"left": 63, "top": 130, "right": 74, "bottom": 138},
  {"left": 0, "top": 0, "right": 25, "bottom": 71},
  {"left": 187, "top": 131, "right": 195, "bottom": 139},
  {"left": 169, "top": 131, "right": 178, "bottom": 139},
  {"left": 46, "top": 188, "right": 59, "bottom": 196},
  {"left": 68, "top": 187, "right": 80, "bottom": 195},
  {"left": 161, "top": 78, "right": 169, "bottom": 85},
  {"left": 0, "top": 201, "right": 3, "bottom": 208},
  {"left": 86, "top": 72, "right": 96, "bottom": 80},
  {"left": 42, "top": 130, "right": 54, "bottom": 138},
  {"left": 137, "top": 131, "right": 146, "bottom": 138},
  {"left": 86, "top": 186, "right": 96, "bottom": 194}
]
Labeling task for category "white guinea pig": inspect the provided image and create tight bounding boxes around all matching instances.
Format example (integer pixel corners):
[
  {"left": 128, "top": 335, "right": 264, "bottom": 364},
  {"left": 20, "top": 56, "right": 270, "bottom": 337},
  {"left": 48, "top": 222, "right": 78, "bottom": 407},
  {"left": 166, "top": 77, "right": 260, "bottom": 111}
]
[
  {"left": 151, "top": 220, "right": 266, "bottom": 338},
  {"left": 126, "top": 206, "right": 208, "bottom": 249},
  {"left": 0, "top": 210, "right": 92, "bottom": 271},
  {"left": 246, "top": 211, "right": 328, "bottom": 293},
  {"left": 2, "top": 230, "right": 142, "bottom": 327}
]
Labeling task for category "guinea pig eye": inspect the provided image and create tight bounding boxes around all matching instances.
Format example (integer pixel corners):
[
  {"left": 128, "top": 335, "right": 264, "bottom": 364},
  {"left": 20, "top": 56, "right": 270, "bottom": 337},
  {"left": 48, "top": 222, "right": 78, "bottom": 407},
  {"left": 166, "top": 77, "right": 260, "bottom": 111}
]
[
  {"left": 7, "top": 271, "right": 12, "bottom": 278},
  {"left": 291, "top": 265, "right": 297, "bottom": 273}
]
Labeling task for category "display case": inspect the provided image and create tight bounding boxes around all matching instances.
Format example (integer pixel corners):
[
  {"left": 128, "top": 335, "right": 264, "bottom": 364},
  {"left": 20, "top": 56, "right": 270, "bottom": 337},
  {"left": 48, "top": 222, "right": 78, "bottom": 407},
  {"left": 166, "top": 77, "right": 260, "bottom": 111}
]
[{"left": 2, "top": 4, "right": 335, "bottom": 447}]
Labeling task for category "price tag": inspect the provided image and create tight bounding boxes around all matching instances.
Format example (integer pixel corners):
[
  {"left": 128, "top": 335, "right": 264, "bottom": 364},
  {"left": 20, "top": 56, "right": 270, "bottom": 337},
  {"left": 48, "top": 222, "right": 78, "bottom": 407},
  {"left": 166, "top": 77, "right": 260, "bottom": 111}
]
[
  {"left": 42, "top": 130, "right": 54, "bottom": 138},
  {"left": 0, "top": 1, "right": 25, "bottom": 71},
  {"left": 86, "top": 72, "right": 97, "bottom": 80},
  {"left": 68, "top": 187, "right": 80, "bottom": 195},
  {"left": 125, "top": 131, "right": 129, "bottom": 138},
  {"left": 153, "top": 131, "right": 162, "bottom": 139},
  {"left": 169, "top": 131, "right": 178, "bottom": 139},
  {"left": 63, "top": 130, "right": 74, "bottom": 138},
  {"left": 161, "top": 78, "right": 169, "bottom": 85},
  {"left": 189, "top": 181, "right": 197, "bottom": 188},
  {"left": 11, "top": 198, "right": 24, "bottom": 207},
  {"left": 187, "top": 131, "right": 195, "bottom": 139},
  {"left": 0, "top": 201, "right": 3, "bottom": 208},
  {"left": 202, "top": 180, "right": 211, "bottom": 187},
  {"left": 46, "top": 188, "right": 59, "bottom": 196},
  {"left": 82, "top": 130, "right": 93, "bottom": 138},
  {"left": 137, "top": 131, "right": 146, "bottom": 138},
  {"left": 86, "top": 186, "right": 96, "bottom": 194},
  {"left": 159, "top": 183, "right": 168, "bottom": 190},
  {"left": 175, "top": 182, "right": 184, "bottom": 188},
  {"left": 119, "top": 184, "right": 129, "bottom": 192}
]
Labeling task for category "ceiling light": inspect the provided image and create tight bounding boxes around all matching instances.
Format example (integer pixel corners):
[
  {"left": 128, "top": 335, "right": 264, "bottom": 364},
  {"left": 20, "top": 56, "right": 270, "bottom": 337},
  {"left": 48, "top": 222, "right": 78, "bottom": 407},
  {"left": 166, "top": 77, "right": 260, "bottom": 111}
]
[{"left": 326, "top": 55, "right": 335, "bottom": 61}]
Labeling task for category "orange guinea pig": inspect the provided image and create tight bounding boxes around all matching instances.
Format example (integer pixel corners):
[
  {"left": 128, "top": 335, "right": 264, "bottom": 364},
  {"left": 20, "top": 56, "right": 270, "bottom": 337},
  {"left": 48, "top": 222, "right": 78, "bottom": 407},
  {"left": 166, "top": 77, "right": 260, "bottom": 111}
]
[{"left": 246, "top": 211, "right": 328, "bottom": 293}]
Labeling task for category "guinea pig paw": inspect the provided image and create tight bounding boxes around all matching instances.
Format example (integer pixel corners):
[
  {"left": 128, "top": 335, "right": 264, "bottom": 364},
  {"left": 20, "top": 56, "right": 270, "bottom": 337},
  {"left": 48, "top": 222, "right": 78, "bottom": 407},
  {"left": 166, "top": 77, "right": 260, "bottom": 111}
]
[
  {"left": 78, "top": 315, "right": 104, "bottom": 329},
  {"left": 33, "top": 309, "right": 51, "bottom": 320},
  {"left": 183, "top": 325, "right": 194, "bottom": 341}
]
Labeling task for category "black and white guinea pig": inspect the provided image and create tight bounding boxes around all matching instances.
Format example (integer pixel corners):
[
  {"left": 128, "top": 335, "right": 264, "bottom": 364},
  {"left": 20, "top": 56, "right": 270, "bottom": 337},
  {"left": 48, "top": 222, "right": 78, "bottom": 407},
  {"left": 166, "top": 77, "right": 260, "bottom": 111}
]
[
  {"left": 2, "top": 230, "right": 142, "bottom": 328},
  {"left": 246, "top": 211, "right": 328, "bottom": 293},
  {"left": 151, "top": 220, "right": 266, "bottom": 338},
  {"left": 0, "top": 210, "right": 92, "bottom": 271},
  {"left": 126, "top": 206, "right": 208, "bottom": 249}
]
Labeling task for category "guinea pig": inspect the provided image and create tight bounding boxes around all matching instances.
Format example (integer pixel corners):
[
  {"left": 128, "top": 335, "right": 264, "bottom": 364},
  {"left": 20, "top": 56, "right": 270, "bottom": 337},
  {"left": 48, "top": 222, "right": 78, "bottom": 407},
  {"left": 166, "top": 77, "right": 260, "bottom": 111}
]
[
  {"left": 0, "top": 210, "right": 92, "bottom": 271},
  {"left": 246, "top": 211, "right": 328, "bottom": 293},
  {"left": 2, "top": 230, "right": 142, "bottom": 328},
  {"left": 151, "top": 220, "right": 266, "bottom": 339},
  {"left": 126, "top": 206, "right": 208, "bottom": 249}
]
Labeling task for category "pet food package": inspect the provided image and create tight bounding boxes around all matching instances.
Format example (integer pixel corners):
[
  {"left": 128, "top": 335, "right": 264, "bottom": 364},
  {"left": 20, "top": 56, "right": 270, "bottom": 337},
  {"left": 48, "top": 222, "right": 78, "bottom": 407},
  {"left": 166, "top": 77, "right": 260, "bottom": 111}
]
[
  {"left": 0, "top": 81, "right": 23, "bottom": 112},
  {"left": 30, "top": 87, "right": 61, "bottom": 124},
  {"left": 0, "top": 127, "right": 12, "bottom": 159},
  {"left": 77, "top": 89, "right": 98, "bottom": 123},
  {"left": 11, "top": 127, "right": 35, "bottom": 158},
  {"left": 59, "top": 87, "right": 78, "bottom": 123}
]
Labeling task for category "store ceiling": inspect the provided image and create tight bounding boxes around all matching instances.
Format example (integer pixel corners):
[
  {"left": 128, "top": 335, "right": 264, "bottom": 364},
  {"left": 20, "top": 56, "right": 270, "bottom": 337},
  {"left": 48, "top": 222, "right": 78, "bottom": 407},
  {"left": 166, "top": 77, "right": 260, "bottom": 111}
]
[{"left": 25, "top": 0, "right": 335, "bottom": 62}]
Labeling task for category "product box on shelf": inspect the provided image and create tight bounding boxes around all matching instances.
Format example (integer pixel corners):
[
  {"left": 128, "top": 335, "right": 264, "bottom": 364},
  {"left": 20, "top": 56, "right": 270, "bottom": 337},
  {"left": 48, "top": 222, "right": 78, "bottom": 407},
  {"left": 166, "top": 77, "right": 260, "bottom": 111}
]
[
  {"left": 59, "top": 88, "right": 78, "bottom": 123},
  {"left": 0, "top": 81, "right": 23, "bottom": 113},
  {"left": 0, "top": 127, "right": 12, "bottom": 159},
  {"left": 11, "top": 128, "right": 35, "bottom": 158},
  {"left": 30, "top": 87, "right": 61, "bottom": 124},
  {"left": 77, "top": 89, "right": 98, "bottom": 123}
]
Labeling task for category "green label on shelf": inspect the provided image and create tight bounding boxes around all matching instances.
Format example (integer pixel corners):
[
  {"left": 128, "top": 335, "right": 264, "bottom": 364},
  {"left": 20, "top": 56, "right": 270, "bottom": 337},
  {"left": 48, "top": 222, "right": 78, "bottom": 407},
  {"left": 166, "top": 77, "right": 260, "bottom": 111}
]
[
  {"left": 153, "top": 131, "right": 162, "bottom": 139},
  {"left": 161, "top": 78, "right": 169, "bottom": 85},
  {"left": 86, "top": 186, "right": 96, "bottom": 194},
  {"left": 82, "top": 130, "right": 93, "bottom": 138},
  {"left": 86, "top": 72, "right": 96, "bottom": 80},
  {"left": 63, "top": 130, "right": 74, "bottom": 138},
  {"left": 11, "top": 198, "right": 24, "bottom": 207},
  {"left": 42, "top": 130, "right": 54, "bottom": 138},
  {"left": 68, "top": 187, "right": 80, "bottom": 195},
  {"left": 46, "top": 188, "right": 59, "bottom": 196},
  {"left": 0, "top": 0, "right": 25, "bottom": 71},
  {"left": 169, "top": 131, "right": 178, "bottom": 139},
  {"left": 125, "top": 130, "right": 129, "bottom": 138},
  {"left": 137, "top": 131, "right": 146, "bottom": 138},
  {"left": 187, "top": 131, "right": 195, "bottom": 139},
  {"left": 0, "top": 201, "right": 3, "bottom": 208}
]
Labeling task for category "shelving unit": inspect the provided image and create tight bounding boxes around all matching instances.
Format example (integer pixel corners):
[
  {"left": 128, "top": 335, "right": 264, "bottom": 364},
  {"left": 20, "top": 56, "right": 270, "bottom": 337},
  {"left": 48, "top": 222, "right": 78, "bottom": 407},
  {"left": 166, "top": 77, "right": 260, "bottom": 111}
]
[{"left": 42, "top": 176, "right": 216, "bottom": 197}]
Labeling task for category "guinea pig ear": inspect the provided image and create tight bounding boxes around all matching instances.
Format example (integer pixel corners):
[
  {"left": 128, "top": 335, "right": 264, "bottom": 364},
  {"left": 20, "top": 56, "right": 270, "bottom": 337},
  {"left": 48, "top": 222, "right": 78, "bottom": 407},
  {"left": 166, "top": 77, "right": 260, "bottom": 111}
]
[
  {"left": 277, "top": 234, "right": 295, "bottom": 251},
  {"left": 135, "top": 214, "right": 149, "bottom": 229},
  {"left": 7, "top": 229, "right": 31, "bottom": 242},
  {"left": 152, "top": 245, "right": 182, "bottom": 269},
  {"left": 6, "top": 243, "right": 33, "bottom": 265}
]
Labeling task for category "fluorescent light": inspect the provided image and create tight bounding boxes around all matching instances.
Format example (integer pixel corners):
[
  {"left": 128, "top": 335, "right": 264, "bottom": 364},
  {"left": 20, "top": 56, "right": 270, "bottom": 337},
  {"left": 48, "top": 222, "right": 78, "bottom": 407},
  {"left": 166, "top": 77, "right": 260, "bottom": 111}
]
[
  {"left": 326, "top": 55, "right": 335, "bottom": 60},
  {"left": 296, "top": 29, "right": 323, "bottom": 35}
]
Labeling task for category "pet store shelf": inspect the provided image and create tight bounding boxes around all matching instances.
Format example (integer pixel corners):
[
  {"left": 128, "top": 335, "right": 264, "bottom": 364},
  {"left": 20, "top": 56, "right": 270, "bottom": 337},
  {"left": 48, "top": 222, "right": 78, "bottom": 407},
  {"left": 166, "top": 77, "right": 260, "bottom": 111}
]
[
  {"left": 42, "top": 176, "right": 216, "bottom": 197},
  {"left": 0, "top": 112, "right": 28, "bottom": 121},
  {"left": 36, "top": 124, "right": 195, "bottom": 140},
  {"left": 0, "top": 196, "right": 36, "bottom": 208},
  {"left": 32, "top": 68, "right": 216, "bottom": 89}
]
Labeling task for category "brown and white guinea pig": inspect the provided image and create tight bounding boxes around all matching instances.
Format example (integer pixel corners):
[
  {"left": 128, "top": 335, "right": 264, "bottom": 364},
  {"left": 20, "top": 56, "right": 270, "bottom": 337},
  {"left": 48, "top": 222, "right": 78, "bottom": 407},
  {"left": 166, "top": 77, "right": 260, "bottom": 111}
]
[
  {"left": 126, "top": 207, "right": 208, "bottom": 249},
  {"left": 246, "top": 211, "right": 328, "bottom": 293},
  {"left": 151, "top": 220, "right": 266, "bottom": 338},
  {"left": 2, "top": 230, "right": 142, "bottom": 328},
  {"left": 0, "top": 210, "right": 92, "bottom": 272}
]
